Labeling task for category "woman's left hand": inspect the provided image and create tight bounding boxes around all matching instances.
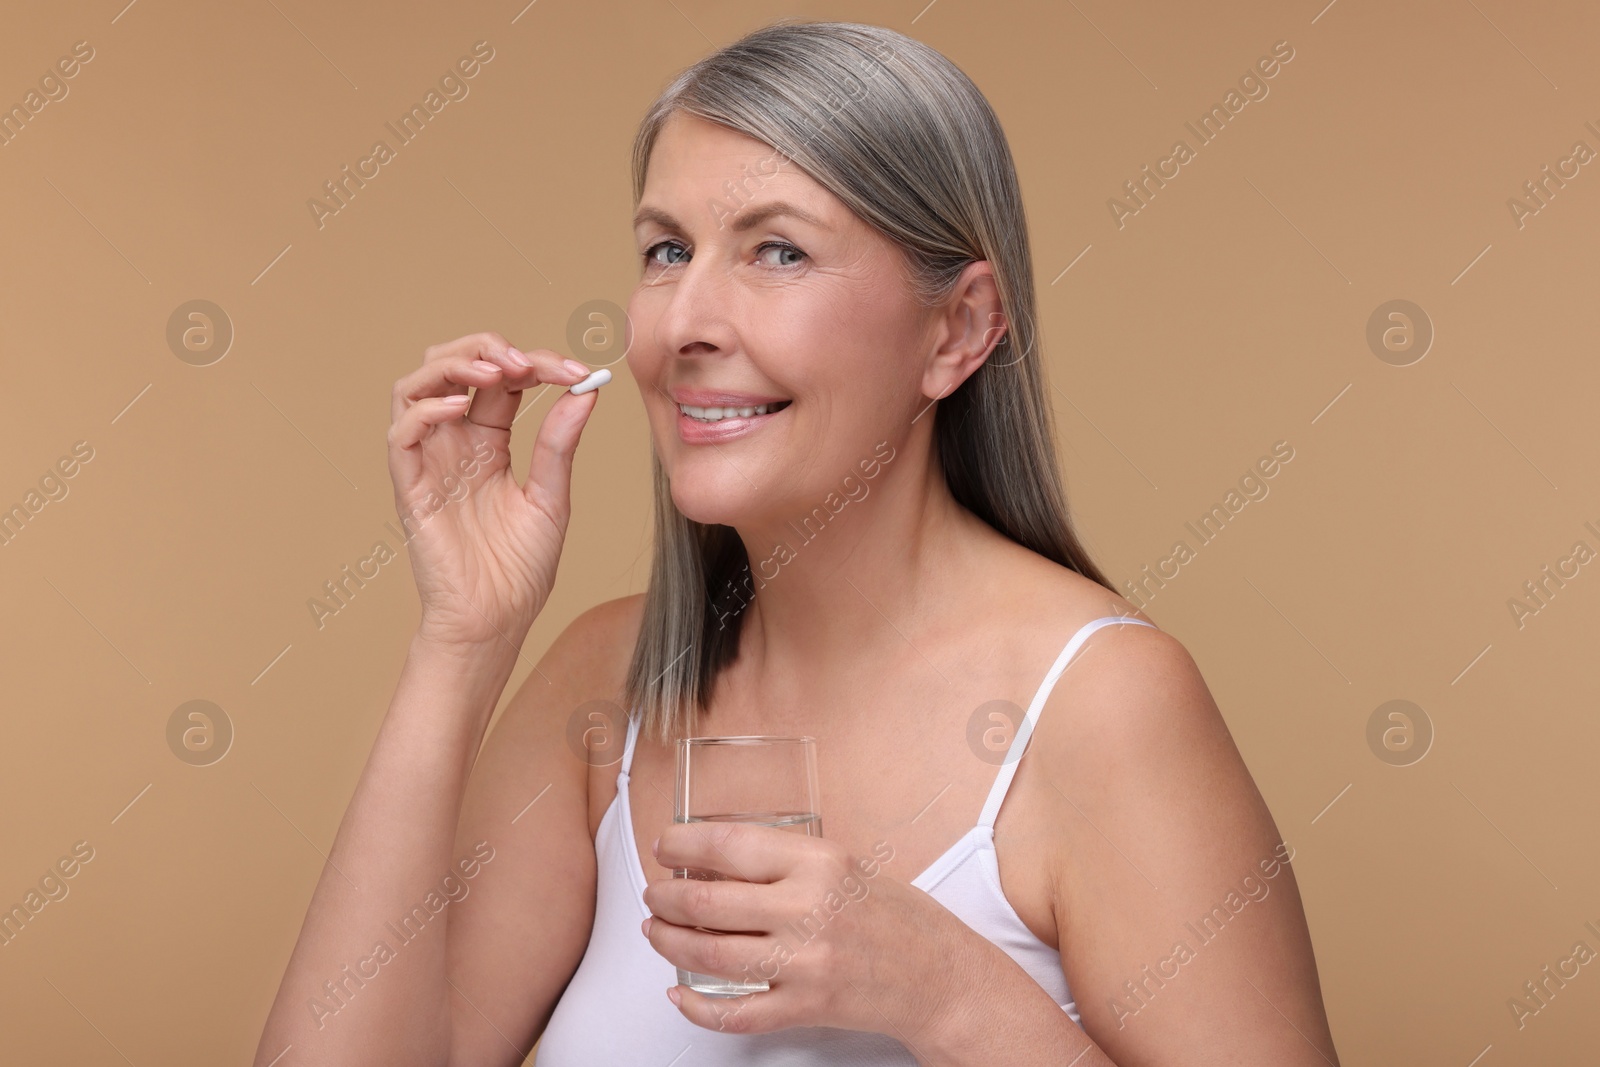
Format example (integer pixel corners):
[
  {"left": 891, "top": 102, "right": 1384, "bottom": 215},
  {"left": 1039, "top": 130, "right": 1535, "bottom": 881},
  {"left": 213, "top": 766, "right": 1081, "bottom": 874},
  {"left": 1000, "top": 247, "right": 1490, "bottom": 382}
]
[{"left": 642, "top": 820, "right": 975, "bottom": 1040}]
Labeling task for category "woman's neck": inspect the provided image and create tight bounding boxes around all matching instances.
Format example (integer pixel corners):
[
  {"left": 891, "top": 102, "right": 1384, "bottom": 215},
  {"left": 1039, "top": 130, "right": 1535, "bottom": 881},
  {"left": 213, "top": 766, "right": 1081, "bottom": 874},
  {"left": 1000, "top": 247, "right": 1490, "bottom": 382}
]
[{"left": 727, "top": 448, "right": 998, "bottom": 703}]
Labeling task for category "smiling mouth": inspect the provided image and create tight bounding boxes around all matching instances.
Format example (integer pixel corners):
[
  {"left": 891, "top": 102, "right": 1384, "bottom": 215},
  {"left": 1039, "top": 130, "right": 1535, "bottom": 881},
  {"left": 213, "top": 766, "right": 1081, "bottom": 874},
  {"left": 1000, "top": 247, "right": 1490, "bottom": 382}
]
[{"left": 677, "top": 400, "right": 792, "bottom": 423}]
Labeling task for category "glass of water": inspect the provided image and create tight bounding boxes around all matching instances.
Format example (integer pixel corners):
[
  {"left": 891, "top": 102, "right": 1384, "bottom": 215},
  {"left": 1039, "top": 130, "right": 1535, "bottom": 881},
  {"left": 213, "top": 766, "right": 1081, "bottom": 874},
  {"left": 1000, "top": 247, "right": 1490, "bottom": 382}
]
[{"left": 673, "top": 734, "right": 822, "bottom": 997}]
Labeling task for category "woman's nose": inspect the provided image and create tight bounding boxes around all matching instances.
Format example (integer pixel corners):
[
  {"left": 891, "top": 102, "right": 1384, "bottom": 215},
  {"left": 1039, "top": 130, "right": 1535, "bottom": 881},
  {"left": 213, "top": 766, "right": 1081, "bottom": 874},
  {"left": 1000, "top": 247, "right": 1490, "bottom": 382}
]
[{"left": 650, "top": 256, "right": 739, "bottom": 359}]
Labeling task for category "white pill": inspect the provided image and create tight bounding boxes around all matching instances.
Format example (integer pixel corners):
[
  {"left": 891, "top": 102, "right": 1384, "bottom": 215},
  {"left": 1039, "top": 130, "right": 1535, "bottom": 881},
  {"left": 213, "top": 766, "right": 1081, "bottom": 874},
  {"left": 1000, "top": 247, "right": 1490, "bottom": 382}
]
[{"left": 568, "top": 368, "right": 612, "bottom": 395}]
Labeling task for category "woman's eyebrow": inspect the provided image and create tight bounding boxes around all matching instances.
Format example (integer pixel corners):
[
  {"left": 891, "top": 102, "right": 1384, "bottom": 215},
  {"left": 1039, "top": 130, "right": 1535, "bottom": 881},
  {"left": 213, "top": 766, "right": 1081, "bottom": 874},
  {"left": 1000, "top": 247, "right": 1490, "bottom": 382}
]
[{"left": 632, "top": 201, "right": 829, "bottom": 233}]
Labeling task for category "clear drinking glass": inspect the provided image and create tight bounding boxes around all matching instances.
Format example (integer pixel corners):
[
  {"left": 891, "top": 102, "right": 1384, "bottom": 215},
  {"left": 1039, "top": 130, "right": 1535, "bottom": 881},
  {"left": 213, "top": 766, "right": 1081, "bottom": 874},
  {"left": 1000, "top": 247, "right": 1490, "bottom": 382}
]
[{"left": 673, "top": 735, "right": 822, "bottom": 997}]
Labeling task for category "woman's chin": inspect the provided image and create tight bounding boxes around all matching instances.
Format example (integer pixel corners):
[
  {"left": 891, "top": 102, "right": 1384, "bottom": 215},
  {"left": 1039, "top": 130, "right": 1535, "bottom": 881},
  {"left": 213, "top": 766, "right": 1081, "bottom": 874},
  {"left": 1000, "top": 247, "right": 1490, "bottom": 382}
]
[
  {"left": 673, "top": 499, "right": 756, "bottom": 528},
  {"left": 670, "top": 488, "right": 781, "bottom": 530}
]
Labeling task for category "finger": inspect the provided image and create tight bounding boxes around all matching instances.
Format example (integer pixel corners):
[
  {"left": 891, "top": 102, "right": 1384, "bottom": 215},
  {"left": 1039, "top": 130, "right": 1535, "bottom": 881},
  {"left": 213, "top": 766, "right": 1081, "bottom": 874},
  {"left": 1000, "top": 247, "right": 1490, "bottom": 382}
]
[
  {"left": 467, "top": 344, "right": 588, "bottom": 432},
  {"left": 522, "top": 385, "right": 600, "bottom": 517},
  {"left": 401, "top": 334, "right": 589, "bottom": 422},
  {"left": 646, "top": 918, "right": 775, "bottom": 989},
  {"left": 644, "top": 872, "right": 775, "bottom": 933},
  {"left": 386, "top": 394, "right": 472, "bottom": 494},
  {"left": 419, "top": 330, "right": 540, "bottom": 372},
  {"left": 655, "top": 820, "right": 809, "bottom": 884},
  {"left": 392, "top": 356, "right": 503, "bottom": 423},
  {"left": 389, "top": 394, "right": 471, "bottom": 454},
  {"left": 392, "top": 350, "right": 575, "bottom": 425},
  {"left": 670, "top": 980, "right": 782, "bottom": 1035}
]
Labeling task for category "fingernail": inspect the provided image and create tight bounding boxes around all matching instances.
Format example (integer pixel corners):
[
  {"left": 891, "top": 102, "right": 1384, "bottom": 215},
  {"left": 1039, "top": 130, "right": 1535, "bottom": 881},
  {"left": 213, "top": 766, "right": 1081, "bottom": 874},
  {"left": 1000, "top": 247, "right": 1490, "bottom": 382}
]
[
  {"left": 651, "top": 836, "right": 660, "bottom": 857},
  {"left": 506, "top": 346, "right": 533, "bottom": 367},
  {"left": 473, "top": 360, "right": 500, "bottom": 373},
  {"left": 442, "top": 395, "right": 470, "bottom": 405},
  {"left": 641, "top": 917, "right": 653, "bottom": 937},
  {"left": 563, "top": 359, "right": 590, "bottom": 377},
  {"left": 667, "top": 986, "right": 681, "bottom": 1007}
]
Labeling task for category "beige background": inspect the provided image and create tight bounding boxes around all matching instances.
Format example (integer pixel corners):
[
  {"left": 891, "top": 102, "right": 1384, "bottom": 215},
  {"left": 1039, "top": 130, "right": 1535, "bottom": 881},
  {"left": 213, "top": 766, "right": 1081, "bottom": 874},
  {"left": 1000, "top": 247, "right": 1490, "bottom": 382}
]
[{"left": 2, "top": 0, "right": 1596, "bottom": 1063}]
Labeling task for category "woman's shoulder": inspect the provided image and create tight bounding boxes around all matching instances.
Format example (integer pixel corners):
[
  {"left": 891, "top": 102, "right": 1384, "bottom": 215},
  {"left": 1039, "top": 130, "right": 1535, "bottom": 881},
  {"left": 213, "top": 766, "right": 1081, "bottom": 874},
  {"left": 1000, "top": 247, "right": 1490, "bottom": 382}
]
[
  {"left": 1014, "top": 553, "right": 1189, "bottom": 687},
  {"left": 987, "top": 534, "right": 1156, "bottom": 632},
  {"left": 1010, "top": 553, "right": 1218, "bottom": 772},
  {"left": 985, "top": 547, "right": 1210, "bottom": 741}
]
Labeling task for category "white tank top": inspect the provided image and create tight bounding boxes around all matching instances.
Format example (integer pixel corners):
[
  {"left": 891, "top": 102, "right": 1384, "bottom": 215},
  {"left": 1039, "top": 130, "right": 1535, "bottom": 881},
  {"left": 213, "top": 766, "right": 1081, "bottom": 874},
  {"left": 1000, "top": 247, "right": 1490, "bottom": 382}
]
[{"left": 534, "top": 615, "right": 1157, "bottom": 1064}]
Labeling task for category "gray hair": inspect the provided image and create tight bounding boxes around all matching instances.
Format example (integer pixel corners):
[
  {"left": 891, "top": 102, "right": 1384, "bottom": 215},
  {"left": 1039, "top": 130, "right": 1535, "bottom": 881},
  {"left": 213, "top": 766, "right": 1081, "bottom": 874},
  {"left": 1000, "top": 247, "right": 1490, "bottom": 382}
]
[{"left": 622, "top": 19, "right": 1112, "bottom": 744}]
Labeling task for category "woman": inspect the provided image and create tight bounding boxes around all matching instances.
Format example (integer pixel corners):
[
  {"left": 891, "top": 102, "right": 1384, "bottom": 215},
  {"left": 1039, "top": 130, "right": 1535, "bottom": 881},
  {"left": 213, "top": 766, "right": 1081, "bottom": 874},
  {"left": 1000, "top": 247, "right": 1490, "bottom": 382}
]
[{"left": 256, "top": 20, "right": 1338, "bottom": 1067}]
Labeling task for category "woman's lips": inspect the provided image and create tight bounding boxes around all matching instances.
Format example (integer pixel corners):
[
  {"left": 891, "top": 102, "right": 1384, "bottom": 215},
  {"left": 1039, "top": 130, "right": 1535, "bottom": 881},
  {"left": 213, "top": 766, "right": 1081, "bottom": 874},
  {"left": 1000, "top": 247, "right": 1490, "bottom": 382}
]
[{"left": 675, "top": 402, "right": 789, "bottom": 444}]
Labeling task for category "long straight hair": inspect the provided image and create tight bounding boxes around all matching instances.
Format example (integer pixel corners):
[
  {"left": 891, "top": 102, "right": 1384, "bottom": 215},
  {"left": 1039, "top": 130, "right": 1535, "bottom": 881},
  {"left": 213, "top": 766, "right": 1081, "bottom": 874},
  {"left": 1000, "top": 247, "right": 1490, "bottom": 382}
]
[{"left": 622, "top": 20, "right": 1112, "bottom": 744}]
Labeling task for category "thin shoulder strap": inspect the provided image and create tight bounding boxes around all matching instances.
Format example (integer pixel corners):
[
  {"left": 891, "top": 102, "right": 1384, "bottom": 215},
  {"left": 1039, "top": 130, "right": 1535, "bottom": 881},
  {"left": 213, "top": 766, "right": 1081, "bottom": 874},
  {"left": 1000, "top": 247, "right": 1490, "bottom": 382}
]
[
  {"left": 976, "top": 615, "right": 1158, "bottom": 830},
  {"left": 619, "top": 709, "right": 642, "bottom": 778}
]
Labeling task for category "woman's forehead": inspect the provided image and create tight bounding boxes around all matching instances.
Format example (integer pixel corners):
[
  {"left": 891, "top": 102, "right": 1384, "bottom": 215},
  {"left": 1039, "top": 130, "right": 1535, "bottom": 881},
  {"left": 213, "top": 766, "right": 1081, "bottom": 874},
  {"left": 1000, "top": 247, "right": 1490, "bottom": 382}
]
[
  {"left": 644, "top": 115, "right": 819, "bottom": 202},
  {"left": 636, "top": 113, "right": 898, "bottom": 263}
]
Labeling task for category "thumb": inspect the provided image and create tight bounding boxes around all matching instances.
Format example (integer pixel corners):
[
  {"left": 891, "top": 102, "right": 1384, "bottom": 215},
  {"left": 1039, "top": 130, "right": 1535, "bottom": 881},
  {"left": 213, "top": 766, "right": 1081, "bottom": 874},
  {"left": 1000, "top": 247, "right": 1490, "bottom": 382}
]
[{"left": 525, "top": 386, "right": 600, "bottom": 514}]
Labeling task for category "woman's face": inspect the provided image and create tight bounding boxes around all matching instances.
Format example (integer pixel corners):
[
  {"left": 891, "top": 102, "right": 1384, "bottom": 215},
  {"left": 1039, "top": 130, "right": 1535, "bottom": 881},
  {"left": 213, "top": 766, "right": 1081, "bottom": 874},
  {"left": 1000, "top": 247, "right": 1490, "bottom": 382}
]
[{"left": 626, "top": 111, "right": 940, "bottom": 529}]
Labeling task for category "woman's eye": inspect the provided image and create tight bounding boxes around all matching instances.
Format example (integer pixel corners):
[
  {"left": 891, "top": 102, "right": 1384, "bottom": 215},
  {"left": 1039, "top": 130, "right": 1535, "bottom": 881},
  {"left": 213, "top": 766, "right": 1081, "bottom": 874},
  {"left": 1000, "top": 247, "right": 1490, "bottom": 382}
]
[
  {"left": 642, "top": 240, "right": 804, "bottom": 269},
  {"left": 643, "top": 241, "right": 688, "bottom": 267},
  {"left": 757, "top": 242, "right": 805, "bottom": 268}
]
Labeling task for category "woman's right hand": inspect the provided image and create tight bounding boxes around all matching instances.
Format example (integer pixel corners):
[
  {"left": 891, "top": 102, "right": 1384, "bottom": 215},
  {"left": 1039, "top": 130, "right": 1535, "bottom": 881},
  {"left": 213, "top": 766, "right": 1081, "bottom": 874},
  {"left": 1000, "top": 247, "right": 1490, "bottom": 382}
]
[{"left": 386, "top": 331, "right": 600, "bottom": 656}]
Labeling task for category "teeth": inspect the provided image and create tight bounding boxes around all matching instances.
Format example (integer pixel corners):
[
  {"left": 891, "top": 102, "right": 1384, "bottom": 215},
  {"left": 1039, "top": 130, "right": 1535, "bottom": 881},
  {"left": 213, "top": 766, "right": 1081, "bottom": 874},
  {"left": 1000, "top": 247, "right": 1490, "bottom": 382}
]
[{"left": 678, "top": 402, "right": 785, "bottom": 422}]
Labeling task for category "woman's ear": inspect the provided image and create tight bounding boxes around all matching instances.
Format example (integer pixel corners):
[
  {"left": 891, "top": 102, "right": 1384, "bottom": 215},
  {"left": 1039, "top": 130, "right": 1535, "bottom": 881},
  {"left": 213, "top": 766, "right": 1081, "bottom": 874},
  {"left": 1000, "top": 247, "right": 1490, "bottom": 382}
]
[{"left": 921, "top": 261, "right": 1007, "bottom": 402}]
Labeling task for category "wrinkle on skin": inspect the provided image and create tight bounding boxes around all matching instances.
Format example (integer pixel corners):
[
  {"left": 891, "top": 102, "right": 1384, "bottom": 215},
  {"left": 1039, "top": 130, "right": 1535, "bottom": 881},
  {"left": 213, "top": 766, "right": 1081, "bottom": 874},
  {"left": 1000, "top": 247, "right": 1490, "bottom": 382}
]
[
  {"left": 626, "top": 111, "right": 936, "bottom": 544},
  {"left": 623, "top": 107, "right": 1009, "bottom": 697}
]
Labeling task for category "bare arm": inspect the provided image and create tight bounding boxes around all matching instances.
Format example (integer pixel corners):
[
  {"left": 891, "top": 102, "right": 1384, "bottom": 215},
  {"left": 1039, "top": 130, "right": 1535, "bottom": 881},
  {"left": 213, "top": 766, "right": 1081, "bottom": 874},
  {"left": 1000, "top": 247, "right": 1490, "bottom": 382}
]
[
  {"left": 923, "top": 622, "right": 1343, "bottom": 1065},
  {"left": 252, "top": 636, "right": 529, "bottom": 1066},
  {"left": 1047, "top": 627, "right": 1340, "bottom": 1066},
  {"left": 253, "top": 330, "right": 606, "bottom": 1065},
  {"left": 443, "top": 595, "right": 644, "bottom": 1063}
]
